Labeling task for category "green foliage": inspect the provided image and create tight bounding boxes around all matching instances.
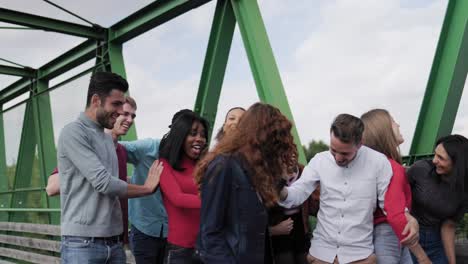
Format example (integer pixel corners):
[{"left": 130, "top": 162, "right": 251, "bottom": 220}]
[
  {"left": 303, "top": 140, "right": 329, "bottom": 162},
  {"left": 460, "top": 213, "right": 468, "bottom": 240},
  {"left": 6, "top": 161, "right": 15, "bottom": 189}
]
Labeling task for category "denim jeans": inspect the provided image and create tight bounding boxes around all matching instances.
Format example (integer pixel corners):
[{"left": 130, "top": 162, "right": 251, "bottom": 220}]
[
  {"left": 411, "top": 226, "right": 448, "bottom": 264},
  {"left": 164, "top": 243, "right": 202, "bottom": 264},
  {"left": 130, "top": 225, "right": 167, "bottom": 264},
  {"left": 373, "top": 223, "right": 413, "bottom": 264},
  {"left": 61, "top": 235, "right": 126, "bottom": 264}
]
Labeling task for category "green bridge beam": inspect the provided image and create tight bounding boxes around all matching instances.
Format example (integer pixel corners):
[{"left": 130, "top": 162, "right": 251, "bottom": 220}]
[
  {"left": 0, "top": 65, "right": 36, "bottom": 78},
  {"left": 9, "top": 102, "right": 36, "bottom": 223},
  {"left": 230, "top": 0, "right": 306, "bottom": 164},
  {"left": 110, "top": 0, "right": 212, "bottom": 44},
  {"left": 0, "top": 39, "right": 98, "bottom": 105},
  {"left": 194, "top": 0, "right": 236, "bottom": 139},
  {"left": 410, "top": 0, "right": 468, "bottom": 155},
  {"left": 0, "top": 0, "right": 215, "bottom": 105},
  {"left": 0, "top": 7, "right": 105, "bottom": 39},
  {"left": 105, "top": 40, "right": 138, "bottom": 142},
  {"left": 0, "top": 78, "right": 32, "bottom": 106},
  {"left": 31, "top": 79, "right": 59, "bottom": 224},
  {"left": 0, "top": 108, "right": 8, "bottom": 221},
  {"left": 39, "top": 39, "right": 98, "bottom": 80}
]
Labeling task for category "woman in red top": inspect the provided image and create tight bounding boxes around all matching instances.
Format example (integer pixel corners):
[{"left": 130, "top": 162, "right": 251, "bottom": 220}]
[
  {"left": 361, "top": 109, "right": 430, "bottom": 263},
  {"left": 159, "top": 110, "right": 209, "bottom": 264}
]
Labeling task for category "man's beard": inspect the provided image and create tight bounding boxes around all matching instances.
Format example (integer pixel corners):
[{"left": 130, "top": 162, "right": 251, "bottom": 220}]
[{"left": 96, "top": 107, "right": 114, "bottom": 129}]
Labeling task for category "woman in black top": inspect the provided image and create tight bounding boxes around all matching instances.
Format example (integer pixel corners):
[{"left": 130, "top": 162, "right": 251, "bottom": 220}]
[
  {"left": 407, "top": 134, "right": 468, "bottom": 263},
  {"left": 268, "top": 162, "right": 320, "bottom": 264}
]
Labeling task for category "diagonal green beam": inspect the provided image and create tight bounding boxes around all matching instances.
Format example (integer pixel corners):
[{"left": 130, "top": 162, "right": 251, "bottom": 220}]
[
  {"left": 0, "top": 39, "right": 98, "bottom": 104},
  {"left": 230, "top": 0, "right": 306, "bottom": 164},
  {"left": 0, "top": 109, "right": 8, "bottom": 221},
  {"left": 110, "top": 0, "right": 212, "bottom": 44},
  {"left": 38, "top": 39, "right": 98, "bottom": 80},
  {"left": 9, "top": 102, "right": 37, "bottom": 223},
  {"left": 106, "top": 41, "right": 138, "bottom": 142},
  {"left": 194, "top": 0, "right": 236, "bottom": 139},
  {"left": 0, "top": 7, "right": 105, "bottom": 39},
  {"left": 0, "top": 0, "right": 216, "bottom": 104},
  {"left": 410, "top": 0, "right": 468, "bottom": 155},
  {"left": 103, "top": 41, "right": 138, "bottom": 177},
  {"left": 0, "top": 65, "right": 36, "bottom": 78},
  {"left": 31, "top": 80, "right": 59, "bottom": 224},
  {"left": 0, "top": 78, "right": 32, "bottom": 106}
]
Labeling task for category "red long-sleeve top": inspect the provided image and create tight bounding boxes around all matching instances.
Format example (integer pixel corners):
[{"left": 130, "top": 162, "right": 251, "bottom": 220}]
[
  {"left": 374, "top": 158, "right": 412, "bottom": 242},
  {"left": 160, "top": 157, "right": 201, "bottom": 248}
]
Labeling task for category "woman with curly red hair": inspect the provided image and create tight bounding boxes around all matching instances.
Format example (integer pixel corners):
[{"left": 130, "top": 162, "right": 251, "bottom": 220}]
[{"left": 194, "top": 102, "right": 297, "bottom": 264}]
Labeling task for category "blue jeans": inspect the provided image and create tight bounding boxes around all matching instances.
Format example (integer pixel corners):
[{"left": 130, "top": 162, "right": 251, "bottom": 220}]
[
  {"left": 61, "top": 235, "right": 126, "bottom": 264},
  {"left": 411, "top": 226, "right": 448, "bottom": 264},
  {"left": 374, "top": 223, "right": 413, "bottom": 264},
  {"left": 164, "top": 243, "right": 201, "bottom": 264},
  {"left": 130, "top": 225, "right": 167, "bottom": 264}
]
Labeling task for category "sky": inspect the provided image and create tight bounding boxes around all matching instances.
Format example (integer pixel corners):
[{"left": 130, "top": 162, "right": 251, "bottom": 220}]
[{"left": 1, "top": 0, "right": 467, "bottom": 165}]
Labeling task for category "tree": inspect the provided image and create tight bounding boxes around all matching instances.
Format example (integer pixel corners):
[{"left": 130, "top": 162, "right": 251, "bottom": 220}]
[{"left": 303, "top": 140, "right": 329, "bottom": 162}]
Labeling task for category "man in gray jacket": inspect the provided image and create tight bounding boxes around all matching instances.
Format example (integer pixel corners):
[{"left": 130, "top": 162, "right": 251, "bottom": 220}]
[{"left": 57, "top": 72, "right": 163, "bottom": 264}]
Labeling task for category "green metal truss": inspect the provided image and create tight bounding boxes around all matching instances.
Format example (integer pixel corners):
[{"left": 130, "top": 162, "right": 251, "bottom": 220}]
[
  {"left": 0, "top": 110, "right": 8, "bottom": 221},
  {"left": 194, "top": 0, "right": 307, "bottom": 163},
  {"left": 410, "top": 0, "right": 468, "bottom": 155},
  {"left": 231, "top": 0, "right": 306, "bottom": 163},
  {"left": 3, "top": 78, "right": 59, "bottom": 224},
  {"left": 0, "top": 64, "right": 35, "bottom": 78},
  {"left": 31, "top": 79, "right": 60, "bottom": 224},
  {"left": 0, "top": 39, "right": 98, "bottom": 105},
  {"left": 106, "top": 41, "right": 138, "bottom": 143},
  {"left": 194, "top": 0, "right": 236, "bottom": 138},
  {"left": 109, "top": 0, "right": 211, "bottom": 44},
  {"left": 1, "top": 0, "right": 466, "bottom": 224},
  {"left": 8, "top": 102, "right": 37, "bottom": 223},
  {"left": 0, "top": 7, "right": 105, "bottom": 39}
]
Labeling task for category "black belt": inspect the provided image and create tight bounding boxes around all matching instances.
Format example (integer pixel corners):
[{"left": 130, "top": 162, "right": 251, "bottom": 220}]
[
  {"left": 91, "top": 234, "right": 122, "bottom": 244},
  {"left": 63, "top": 234, "right": 123, "bottom": 245}
]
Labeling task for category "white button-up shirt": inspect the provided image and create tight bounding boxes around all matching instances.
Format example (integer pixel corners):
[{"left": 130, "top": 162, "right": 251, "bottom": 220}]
[{"left": 280, "top": 146, "right": 392, "bottom": 263}]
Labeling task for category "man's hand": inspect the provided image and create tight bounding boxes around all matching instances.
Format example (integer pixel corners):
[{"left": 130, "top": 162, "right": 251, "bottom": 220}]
[
  {"left": 270, "top": 218, "right": 294, "bottom": 236},
  {"left": 46, "top": 173, "right": 60, "bottom": 196},
  {"left": 143, "top": 160, "right": 164, "bottom": 194},
  {"left": 401, "top": 212, "right": 419, "bottom": 246}
]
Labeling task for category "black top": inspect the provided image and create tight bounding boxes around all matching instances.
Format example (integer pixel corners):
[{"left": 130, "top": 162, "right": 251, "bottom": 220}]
[{"left": 407, "top": 160, "right": 468, "bottom": 228}]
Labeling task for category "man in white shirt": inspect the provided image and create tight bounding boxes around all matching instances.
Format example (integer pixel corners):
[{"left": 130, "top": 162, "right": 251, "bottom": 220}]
[{"left": 280, "top": 114, "right": 391, "bottom": 264}]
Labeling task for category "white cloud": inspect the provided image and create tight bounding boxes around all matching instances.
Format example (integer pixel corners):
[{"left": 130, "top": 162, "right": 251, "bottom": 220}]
[
  {"left": 277, "top": 0, "right": 448, "bottom": 153},
  {"left": 2, "top": 0, "right": 466, "bottom": 164}
]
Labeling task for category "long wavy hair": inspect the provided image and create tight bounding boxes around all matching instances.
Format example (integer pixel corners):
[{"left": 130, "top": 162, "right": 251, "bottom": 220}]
[
  {"left": 361, "top": 109, "right": 402, "bottom": 163},
  {"left": 195, "top": 103, "right": 297, "bottom": 207}
]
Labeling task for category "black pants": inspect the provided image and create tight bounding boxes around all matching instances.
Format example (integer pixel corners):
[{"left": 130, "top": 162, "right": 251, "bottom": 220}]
[
  {"left": 164, "top": 243, "right": 202, "bottom": 264},
  {"left": 130, "top": 225, "right": 167, "bottom": 264}
]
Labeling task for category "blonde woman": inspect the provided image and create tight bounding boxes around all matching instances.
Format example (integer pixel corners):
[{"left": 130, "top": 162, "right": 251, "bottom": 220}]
[{"left": 361, "top": 109, "right": 430, "bottom": 264}]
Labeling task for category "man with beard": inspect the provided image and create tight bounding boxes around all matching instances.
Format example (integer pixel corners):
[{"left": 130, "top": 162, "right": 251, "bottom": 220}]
[
  {"left": 57, "top": 72, "right": 163, "bottom": 264},
  {"left": 47, "top": 96, "right": 138, "bottom": 245}
]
